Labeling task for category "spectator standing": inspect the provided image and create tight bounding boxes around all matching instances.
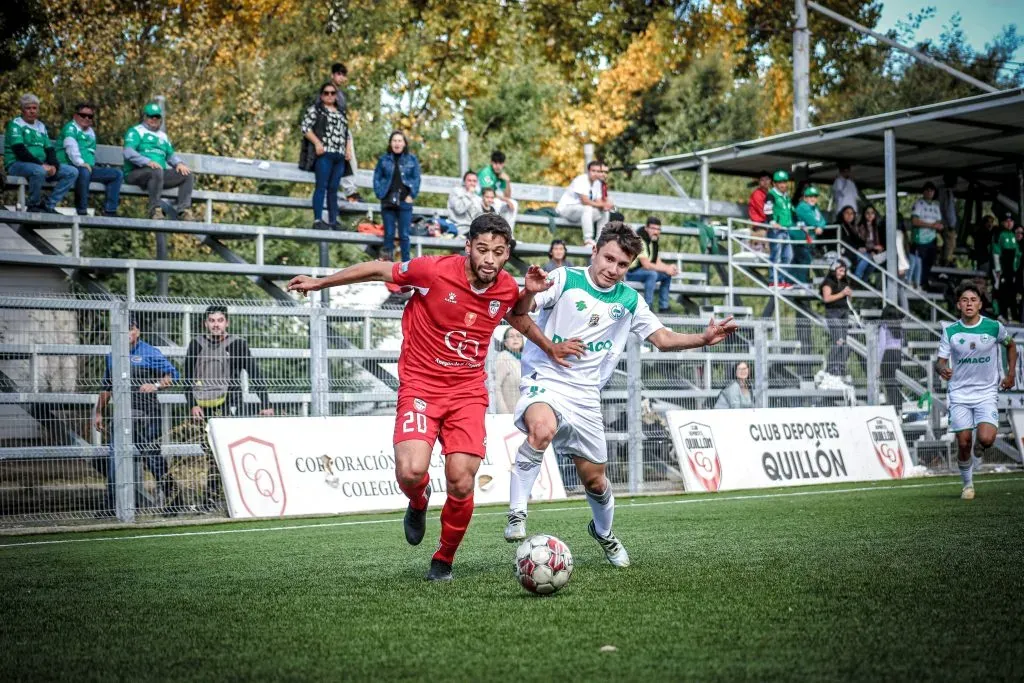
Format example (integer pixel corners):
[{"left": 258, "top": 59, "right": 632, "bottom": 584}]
[
  {"left": 714, "top": 361, "right": 754, "bottom": 409},
  {"left": 328, "top": 63, "right": 360, "bottom": 203},
  {"left": 300, "top": 83, "right": 348, "bottom": 229},
  {"left": 857, "top": 206, "right": 886, "bottom": 278},
  {"left": 372, "top": 131, "right": 421, "bottom": 262},
  {"left": 57, "top": 102, "right": 123, "bottom": 217},
  {"left": 123, "top": 102, "right": 194, "bottom": 220},
  {"left": 792, "top": 186, "right": 826, "bottom": 284},
  {"left": 830, "top": 163, "right": 860, "bottom": 218},
  {"left": 820, "top": 258, "right": 853, "bottom": 377},
  {"left": 878, "top": 305, "right": 904, "bottom": 408},
  {"left": 93, "top": 317, "right": 181, "bottom": 513},
  {"left": 494, "top": 327, "right": 524, "bottom": 414},
  {"left": 175, "top": 305, "right": 273, "bottom": 510},
  {"left": 556, "top": 161, "right": 612, "bottom": 248},
  {"left": 477, "top": 151, "right": 518, "bottom": 233},
  {"left": 544, "top": 239, "right": 569, "bottom": 271},
  {"left": 765, "top": 170, "right": 794, "bottom": 288},
  {"left": 992, "top": 210, "right": 1020, "bottom": 322},
  {"left": 972, "top": 214, "right": 997, "bottom": 273},
  {"left": 626, "top": 217, "right": 678, "bottom": 313},
  {"left": 4, "top": 93, "right": 78, "bottom": 213},
  {"left": 910, "top": 182, "right": 943, "bottom": 289},
  {"left": 747, "top": 171, "right": 772, "bottom": 254},
  {"left": 447, "top": 171, "right": 482, "bottom": 235},
  {"left": 938, "top": 174, "right": 959, "bottom": 266}
]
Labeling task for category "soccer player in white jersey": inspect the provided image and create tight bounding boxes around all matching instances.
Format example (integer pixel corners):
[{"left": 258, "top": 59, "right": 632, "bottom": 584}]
[
  {"left": 504, "top": 223, "right": 738, "bottom": 565},
  {"left": 936, "top": 281, "right": 1017, "bottom": 500}
]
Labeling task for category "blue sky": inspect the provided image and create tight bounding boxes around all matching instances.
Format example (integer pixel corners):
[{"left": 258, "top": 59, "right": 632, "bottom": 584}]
[{"left": 875, "top": 0, "right": 1021, "bottom": 60}]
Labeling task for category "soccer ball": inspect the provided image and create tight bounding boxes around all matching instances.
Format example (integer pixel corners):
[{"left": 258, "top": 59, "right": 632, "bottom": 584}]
[{"left": 514, "top": 534, "right": 573, "bottom": 595}]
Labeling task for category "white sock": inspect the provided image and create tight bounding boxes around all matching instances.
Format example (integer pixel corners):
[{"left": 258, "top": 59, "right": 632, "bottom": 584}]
[
  {"left": 509, "top": 441, "right": 545, "bottom": 514},
  {"left": 586, "top": 485, "right": 615, "bottom": 537},
  {"left": 958, "top": 458, "right": 974, "bottom": 487}
]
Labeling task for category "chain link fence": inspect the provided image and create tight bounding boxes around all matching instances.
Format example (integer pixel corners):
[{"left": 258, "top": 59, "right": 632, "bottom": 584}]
[{"left": 2, "top": 295, "right": 1021, "bottom": 526}]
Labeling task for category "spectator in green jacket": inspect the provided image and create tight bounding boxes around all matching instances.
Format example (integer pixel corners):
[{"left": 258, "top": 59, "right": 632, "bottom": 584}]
[
  {"left": 477, "top": 150, "right": 518, "bottom": 233},
  {"left": 122, "top": 102, "right": 194, "bottom": 221},
  {"left": 765, "top": 170, "right": 794, "bottom": 288},
  {"left": 792, "top": 186, "right": 827, "bottom": 284},
  {"left": 57, "top": 102, "right": 123, "bottom": 216},
  {"left": 4, "top": 93, "right": 78, "bottom": 213},
  {"left": 992, "top": 210, "right": 1020, "bottom": 321}
]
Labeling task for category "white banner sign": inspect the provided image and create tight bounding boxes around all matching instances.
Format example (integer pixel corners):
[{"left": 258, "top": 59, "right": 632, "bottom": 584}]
[
  {"left": 666, "top": 406, "right": 910, "bottom": 493},
  {"left": 207, "top": 415, "right": 566, "bottom": 518}
]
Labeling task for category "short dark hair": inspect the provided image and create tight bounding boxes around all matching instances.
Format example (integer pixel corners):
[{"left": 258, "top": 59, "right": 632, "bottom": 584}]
[
  {"left": 595, "top": 221, "right": 643, "bottom": 259},
  {"left": 205, "top": 305, "right": 228, "bottom": 318},
  {"left": 468, "top": 213, "right": 513, "bottom": 244},
  {"left": 586, "top": 160, "right": 602, "bottom": 171},
  {"left": 481, "top": 186, "right": 496, "bottom": 196},
  {"left": 75, "top": 102, "right": 95, "bottom": 114},
  {"left": 646, "top": 216, "right": 662, "bottom": 227},
  {"left": 548, "top": 239, "right": 566, "bottom": 257},
  {"left": 331, "top": 62, "right": 347, "bottom": 76},
  {"left": 954, "top": 280, "right": 983, "bottom": 301},
  {"left": 490, "top": 150, "right": 505, "bottom": 164},
  {"left": 922, "top": 181, "right": 937, "bottom": 192},
  {"left": 463, "top": 171, "right": 477, "bottom": 181},
  {"left": 757, "top": 170, "right": 771, "bottom": 179}
]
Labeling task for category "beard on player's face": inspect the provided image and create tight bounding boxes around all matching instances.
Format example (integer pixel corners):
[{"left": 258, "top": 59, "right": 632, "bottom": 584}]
[{"left": 467, "top": 235, "right": 510, "bottom": 284}]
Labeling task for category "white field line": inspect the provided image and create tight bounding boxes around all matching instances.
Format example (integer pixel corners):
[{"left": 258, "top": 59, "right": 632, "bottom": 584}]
[{"left": 2, "top": 476, "right": 1021, "bottom": 550}]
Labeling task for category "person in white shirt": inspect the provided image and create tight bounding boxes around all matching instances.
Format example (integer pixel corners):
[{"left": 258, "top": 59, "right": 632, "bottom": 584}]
[
  {"left": 446, "top": 171, "right": 482, "bottom": 236},
  {"left": 556, "top": 160, "right": 613, "bottom": 248},
  {"left": 910, "top": 182, "right": 944, "bottom": 288},
  {"left": 830, "top": 164, "right": 860, "bottom": 219}
]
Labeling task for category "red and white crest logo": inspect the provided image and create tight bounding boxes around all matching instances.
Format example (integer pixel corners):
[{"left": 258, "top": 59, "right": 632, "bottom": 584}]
[
  {"left": 678, "top": 422, "right": 722, "bottom": 492},
  {"left": 465, "top": 312, "right": 478, "bottom": 326},
  {"left": 867, "top": 416, "right": 904, "bottom": 479},
  {"left": 489, "top": 300, "right": 501, "bottom": 318},
  {"left": 227, "top": 436, "right": 287, "bottom": 517}
]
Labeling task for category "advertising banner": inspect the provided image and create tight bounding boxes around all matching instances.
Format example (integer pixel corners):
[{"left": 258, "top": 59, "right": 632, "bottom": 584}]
[
  {"left": 207, "top": 415, "right": 566, "bottom": 518},
  {"left": 665, "top": 406, "right": 910, "bottom": 493}
]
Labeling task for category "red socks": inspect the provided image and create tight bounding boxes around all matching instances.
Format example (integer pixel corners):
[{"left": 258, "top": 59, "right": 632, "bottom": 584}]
[
  {"left": 432, "top": 493, "right": 474, "bottom": 565},
  {"left": 398, "top": 473, "right": 430, "bottom": 511}
]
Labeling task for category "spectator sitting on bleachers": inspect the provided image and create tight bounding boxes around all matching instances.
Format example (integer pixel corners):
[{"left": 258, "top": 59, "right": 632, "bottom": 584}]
[
  {"left": 556, "top": 160, "right": 611, "bottom": 248},
  {"left": 715, "top": 361, "right": 754, "bottom": 409},
  {"left": 597, "top": 160, "right": 615, "bottom": 215},
  {"left": 830, "top": 163, "right": 860, "bottom": 219},
  {"left": 792, "top": 186, "right": 826, "bottom": 284},
  {"left": 972, "top": 214, "right": 997, "bottom": 273},
  {"left": 765, "top": 170, "right": 794, "bottom": 288},
  {"left": 855, "top": 206, "right": 885, "bottom": 280},
  {"left": 372, "top": 130, "right": 420, "bottom": 262},
  {"left": 58, "top": 102, "right": 123, "bottom": 217},
  {"left": 481, "top": 187, "right": 498, "bottom": 215},
  {"left": 910, "top": 182, "right": 943, "bottom": 289},
  {"left": 625, "top": 216, "right": 677, "bottom": 313},
  {"left": 446, "top": 171, "right": 482, "bottom": 235},
  {"left": 992, "top": 210, "right": 1020, "bottom": 322},
  {"left": 301, "top": 83, "right": 348, "bottom": 229},
  {"left": 494, "top": 327, "right": 523, "bottom": 414},
  {"left": 123, "top": 102, "right": 194, "bottom": 221},
  {"left": 4, "top": 93, "right": 78, "bottom": 213},
  {"left": 838, "top": 205, "right": 863, "bottom": 263},
  {"left": 477, "top": 150, "right": 518, "bottom": 233},
  {"left": 746, "top": 170, "right": 771, "bottom": 253},
  {"left": 544, "top": 239, "right": 569, "bottom": 271}
]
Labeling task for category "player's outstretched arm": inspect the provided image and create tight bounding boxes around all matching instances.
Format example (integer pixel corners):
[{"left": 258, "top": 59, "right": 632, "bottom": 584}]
[
  {"left": 287, "top": 261, "right": 395, "bottom": 294},
  {"left": 646, "top": 316, "right": 738, "bottom": 351}
]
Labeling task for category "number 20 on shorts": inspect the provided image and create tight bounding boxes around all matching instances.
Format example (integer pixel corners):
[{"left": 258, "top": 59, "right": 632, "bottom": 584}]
[{"left": 402, "top": 411, "right": 428, "bottom": 434}]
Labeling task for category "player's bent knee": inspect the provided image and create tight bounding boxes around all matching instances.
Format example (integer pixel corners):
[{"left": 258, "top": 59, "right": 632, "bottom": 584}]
[
  {"left": 395, "top": 461, "right": 427, "bottom": 487},
  {"left": 446, "top": 475, "right": 474, "bottom": 499},
  {"left": 527, "top": 426, "right": 555, "bottom": 450}
]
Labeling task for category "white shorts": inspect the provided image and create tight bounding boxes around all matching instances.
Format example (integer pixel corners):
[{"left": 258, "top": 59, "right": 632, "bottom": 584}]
[
  {"left": 949, "top": 399, "right": 999, "bottom": 433},
  {"left": 513, "top": 380, "right": 607, "bottom": 464}
]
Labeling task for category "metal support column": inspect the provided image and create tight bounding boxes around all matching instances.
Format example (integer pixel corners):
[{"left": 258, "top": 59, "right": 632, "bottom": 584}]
[
  {"left": 110, "top": 304, "right": 135, "bottom": 522},
  {"left": 308, "top": 306, "right": 330, "bottom": 416},
  {"left": 865, "top": 323, "right": 879, "bottom": 406},
  {"left": 726, "top": 219, "right": 735, "bottom": 307},
  {"left": 458, "top": 129, "right": 470, "bottom": 178},
  {"left": 626, "top": 336, "right": 643, "bottom": 494},
  {"left": 884, "top": 129, "right": 899, "bottom": 304},
  {"left": 1017, "top": 162, "right": 1024, "bottom": 225},
  {"left": 793, "top": 0, "right": 811, "bottom": 131},
  {"left": 754, "top": 322, "right": 769, "bottom": 408},
  {"left": 156, "top": 234, "right": 168, "bottom": 297},
  {"left": 700, "top": 159, "right": 710, "bottom": 216}
]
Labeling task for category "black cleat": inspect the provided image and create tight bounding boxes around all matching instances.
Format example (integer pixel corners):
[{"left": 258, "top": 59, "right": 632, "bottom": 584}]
[
  {"left": 403, "top": 484, "right": 430, "bottom": 546},
  {"left": 425, "top": 558, "right": 453, "bottom": 582}
]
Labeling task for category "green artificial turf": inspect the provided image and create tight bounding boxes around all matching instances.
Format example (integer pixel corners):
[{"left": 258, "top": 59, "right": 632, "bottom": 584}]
[{"left": 2, "top": 476, "right": 1023, "bottom": 682}]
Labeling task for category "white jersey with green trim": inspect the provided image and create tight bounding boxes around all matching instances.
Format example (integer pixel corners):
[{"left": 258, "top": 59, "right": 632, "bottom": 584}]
[
  {"left": 520, "top": 266, "right": 665, "bottom": 401},
  {"left": 937, "top": 316, "right": 1011, "bottom": 403}
]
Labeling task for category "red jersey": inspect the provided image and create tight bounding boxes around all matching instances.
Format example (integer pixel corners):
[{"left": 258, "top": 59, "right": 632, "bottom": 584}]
[
  {"left": 391, "top": 255, "right": 521, "bottom": 398},
  {"left": 748, "top": 187, "right": 768, "bottom": 224}
]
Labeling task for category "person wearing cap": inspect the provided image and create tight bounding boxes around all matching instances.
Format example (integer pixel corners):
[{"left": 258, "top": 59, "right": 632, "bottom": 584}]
[
  {"left": 57, "top": 102, "right": 124, "bottom": 217},
  {"left": 4, "top": 93, "right": 78, "bottom": 213},
  {"left": 764, "top": 170, "right": 794, "bottom": 288},
  {"left": 746, "top": 170, "right": 771, "bottom": 254},
  {"left": 793, "top": 185, "right": 827, "bottom": 284},
  {"left": 991, "top": 210, "right": 1020, "bottom": 322},
  {"left": 910, "top": 182, "right": 943, "bottom": 290},
  {"left": 93, "top": 316, "right": 182, "bottom": 515},
  {"left": 122, "top": 102, "right": 194, "bottom": 220}
]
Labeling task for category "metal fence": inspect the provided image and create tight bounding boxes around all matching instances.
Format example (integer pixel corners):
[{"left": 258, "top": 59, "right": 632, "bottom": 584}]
[{"left": 2, "top": 294, "right": 1020, "bottom": 526}]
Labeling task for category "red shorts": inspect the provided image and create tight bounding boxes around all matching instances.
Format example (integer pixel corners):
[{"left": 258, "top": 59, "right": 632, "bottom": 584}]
[{"left": 394, "top": 388, "right": 488, "bottom": 458}]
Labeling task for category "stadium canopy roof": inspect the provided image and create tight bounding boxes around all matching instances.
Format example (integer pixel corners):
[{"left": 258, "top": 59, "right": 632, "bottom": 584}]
[{"left": 637, "top": 88, "right": 1024, "bottom": 193}]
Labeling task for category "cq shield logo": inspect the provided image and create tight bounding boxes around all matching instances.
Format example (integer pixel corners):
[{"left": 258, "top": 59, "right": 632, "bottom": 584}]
[
  {"left": 227, "top": 436, "right": 287, "bottom": 517},
  {"left": 489, "top": 300, "right": 501, "bottom": 318},
  {"left": 867, "top": 416, "right": 904, "bottom": 479},
  {"left": 678, "top": 422, "right": 722, "bottom": 492},
  {"left": 444, "top": 330, "right": 481, "bottom": 361}
]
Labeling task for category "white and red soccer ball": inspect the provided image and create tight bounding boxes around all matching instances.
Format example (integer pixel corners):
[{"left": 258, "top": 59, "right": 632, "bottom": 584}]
[{"left": 514, "top": 534, "right": 573, "bottom": 595}]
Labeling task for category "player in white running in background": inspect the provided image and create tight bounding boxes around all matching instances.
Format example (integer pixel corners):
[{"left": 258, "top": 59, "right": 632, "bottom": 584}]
[
  {"left": 504, "top": 222, "right": 738, "bottom": 566},
  {"left": 936, "top": 281, "right": 1017, "bottom": 500}
]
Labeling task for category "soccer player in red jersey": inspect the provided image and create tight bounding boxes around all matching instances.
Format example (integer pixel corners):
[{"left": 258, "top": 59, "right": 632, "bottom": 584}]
[{"left": 288, "top": 214, "right": 582, "bottom": 581}]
